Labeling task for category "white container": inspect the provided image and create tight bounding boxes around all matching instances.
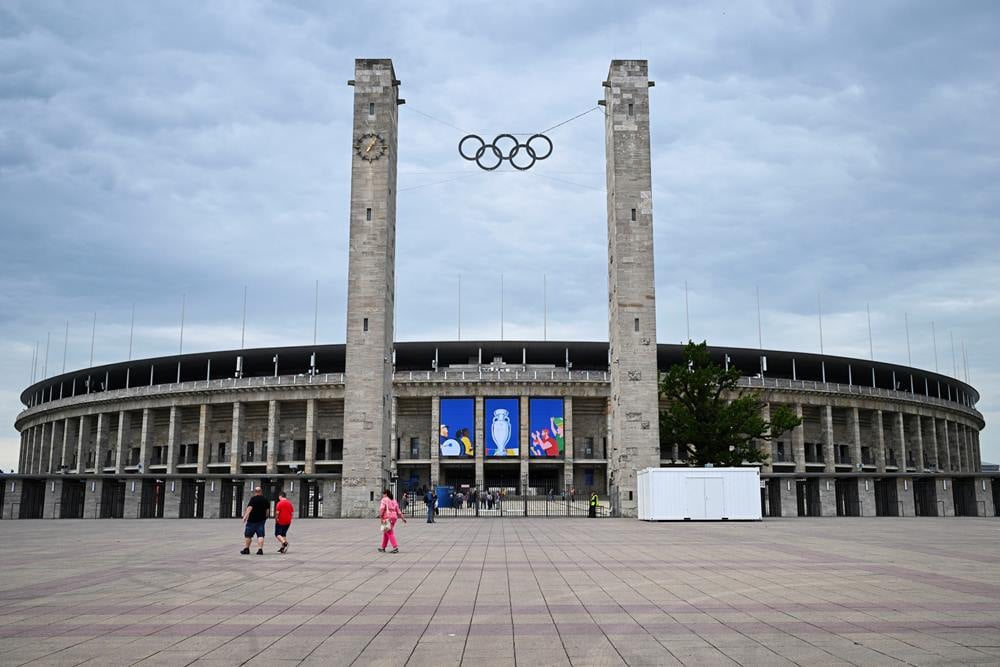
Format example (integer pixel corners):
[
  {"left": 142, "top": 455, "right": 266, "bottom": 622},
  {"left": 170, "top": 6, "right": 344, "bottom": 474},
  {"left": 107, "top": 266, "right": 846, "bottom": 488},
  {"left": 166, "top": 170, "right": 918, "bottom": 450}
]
[{"left": 637, "top": 467, "right": 761, "bottom": 521}]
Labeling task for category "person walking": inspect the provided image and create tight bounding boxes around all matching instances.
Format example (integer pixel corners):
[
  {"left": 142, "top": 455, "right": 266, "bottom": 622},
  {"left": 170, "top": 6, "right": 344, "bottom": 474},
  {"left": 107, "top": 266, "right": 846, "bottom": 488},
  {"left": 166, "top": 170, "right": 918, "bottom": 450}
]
[
  {"left": 241, "top": 487, "right": 269, "bottom": 555},
  {"left": 424, "top": 487, "right": 436, "bottom": 523},
  {"left": 274, "top": 491, "right": 294, "bottom": 553},
  {"left": 589, "top": 489, "right": 599, "bottom": 518},
  {"left": 378, "top": 489, "right": 407, "bottom": 553}
]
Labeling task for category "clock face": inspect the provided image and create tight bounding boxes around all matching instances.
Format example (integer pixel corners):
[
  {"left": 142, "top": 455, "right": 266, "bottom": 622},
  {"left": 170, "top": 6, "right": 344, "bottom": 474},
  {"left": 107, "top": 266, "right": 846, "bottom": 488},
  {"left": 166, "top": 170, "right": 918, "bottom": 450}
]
[{"left": 355, "top": 132, "right": 387, "bottom": 162}]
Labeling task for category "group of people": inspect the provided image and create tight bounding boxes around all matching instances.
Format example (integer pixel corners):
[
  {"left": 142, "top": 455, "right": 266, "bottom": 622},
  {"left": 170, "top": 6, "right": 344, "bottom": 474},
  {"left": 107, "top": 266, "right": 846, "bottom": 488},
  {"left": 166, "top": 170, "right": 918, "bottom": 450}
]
[{"left": 240, "top": 485, "right": 602, "bottom": 555}]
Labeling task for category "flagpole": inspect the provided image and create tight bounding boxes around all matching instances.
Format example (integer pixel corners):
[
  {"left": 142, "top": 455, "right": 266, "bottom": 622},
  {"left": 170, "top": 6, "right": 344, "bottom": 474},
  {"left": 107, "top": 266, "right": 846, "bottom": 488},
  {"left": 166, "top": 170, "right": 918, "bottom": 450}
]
[{"left": 62, "top": 321, "right": 69, "bottom": 373}]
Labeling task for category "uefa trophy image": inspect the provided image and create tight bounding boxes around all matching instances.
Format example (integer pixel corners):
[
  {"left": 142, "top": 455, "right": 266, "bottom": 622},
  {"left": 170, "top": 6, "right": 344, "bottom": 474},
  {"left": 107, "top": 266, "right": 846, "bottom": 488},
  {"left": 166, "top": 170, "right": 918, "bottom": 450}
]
[{"left": 491, "top": 408, "right": 511, "bottom": 456}]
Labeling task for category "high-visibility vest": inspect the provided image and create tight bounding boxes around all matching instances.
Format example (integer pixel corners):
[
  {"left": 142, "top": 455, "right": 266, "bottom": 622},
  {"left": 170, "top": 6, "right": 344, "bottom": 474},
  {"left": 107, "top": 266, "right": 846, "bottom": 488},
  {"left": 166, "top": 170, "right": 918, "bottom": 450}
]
[{"left": 589, "top": 494, "right": 598, "bottom": 507}]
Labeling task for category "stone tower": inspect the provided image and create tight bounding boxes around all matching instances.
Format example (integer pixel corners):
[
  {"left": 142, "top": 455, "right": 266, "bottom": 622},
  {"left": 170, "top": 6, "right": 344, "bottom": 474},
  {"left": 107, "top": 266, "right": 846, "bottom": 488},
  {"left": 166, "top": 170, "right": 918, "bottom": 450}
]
[
  {"left": 604, "top": 60, "right": 661, "bottom": 517},
  {"left": 342, "top": 59, "right": 400, "bottom": 517}
]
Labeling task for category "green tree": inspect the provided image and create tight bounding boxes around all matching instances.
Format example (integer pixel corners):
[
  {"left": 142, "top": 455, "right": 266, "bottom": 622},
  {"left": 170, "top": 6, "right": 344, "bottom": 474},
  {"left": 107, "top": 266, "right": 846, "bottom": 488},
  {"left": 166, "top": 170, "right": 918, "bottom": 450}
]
[{"left": 659, "top": 341, "right": 801, "bottom": 467}]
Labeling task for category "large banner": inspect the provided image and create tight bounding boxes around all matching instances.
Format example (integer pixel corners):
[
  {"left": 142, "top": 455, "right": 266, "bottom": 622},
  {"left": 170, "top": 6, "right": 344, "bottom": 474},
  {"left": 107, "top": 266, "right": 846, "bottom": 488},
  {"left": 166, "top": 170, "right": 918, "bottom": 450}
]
[
  {"left": 529, "top": 397, "right": 564, "bottom": 458},
  {"left": 485, "top": 397, "right": 519, "bottom": 457},
  {"left": 439, "top": 398, "right": 474, "bottom": 458}
]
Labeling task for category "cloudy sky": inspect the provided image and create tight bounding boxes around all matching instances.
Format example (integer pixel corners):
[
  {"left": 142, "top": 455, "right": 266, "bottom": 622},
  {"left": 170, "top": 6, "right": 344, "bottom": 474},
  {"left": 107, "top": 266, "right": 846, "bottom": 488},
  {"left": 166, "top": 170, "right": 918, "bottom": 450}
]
[{"left": 1, "top": 1, "right": 998, "bottom": 471}]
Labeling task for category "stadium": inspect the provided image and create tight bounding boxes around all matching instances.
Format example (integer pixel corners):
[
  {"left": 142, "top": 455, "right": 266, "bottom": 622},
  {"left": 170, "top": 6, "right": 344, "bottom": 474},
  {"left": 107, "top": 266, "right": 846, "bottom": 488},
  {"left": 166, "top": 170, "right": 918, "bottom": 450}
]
[{"left": 4, "top": 59, "right": 994, "bottom": 520}]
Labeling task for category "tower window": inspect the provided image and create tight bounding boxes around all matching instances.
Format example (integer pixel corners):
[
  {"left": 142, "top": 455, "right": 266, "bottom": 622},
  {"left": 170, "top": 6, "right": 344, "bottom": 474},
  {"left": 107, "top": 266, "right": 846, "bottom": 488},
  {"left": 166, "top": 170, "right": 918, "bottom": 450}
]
[
  {"left": 628, "top": 103, "right": 634, "bottom": 116},
  {"left": 363, "top": 318, "right": 369, "bottom": 332},
  {"left": 366, "top": 207, "right": 372, "bottom": 221},
  {"left": 630, "top": 208, "right": 637, "bottom": 221},
  {"left": 634, "top": 317, "right": 639, "bottom": 332},
  {"left": 369, "top": 102, "right": 375, "bottom": 115}
]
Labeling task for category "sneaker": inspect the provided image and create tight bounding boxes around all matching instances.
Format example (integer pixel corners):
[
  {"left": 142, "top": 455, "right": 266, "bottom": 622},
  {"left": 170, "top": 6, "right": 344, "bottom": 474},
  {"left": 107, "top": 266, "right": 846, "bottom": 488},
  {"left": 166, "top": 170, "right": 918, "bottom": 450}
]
[
  {"left": 256, "top": 549, "right": 263, "bottom": 555},
  {"left": 390, "top": 548, "right": 399, "bottom": 554},
  {"left": 279, "top": 544, "right": 287, "bottom": 554},
  {"left": 240, "top": 548, "right": 250, "bottom": 555},
  {"left": 377, "top": 548, "right": 386, "bottom": 552}
]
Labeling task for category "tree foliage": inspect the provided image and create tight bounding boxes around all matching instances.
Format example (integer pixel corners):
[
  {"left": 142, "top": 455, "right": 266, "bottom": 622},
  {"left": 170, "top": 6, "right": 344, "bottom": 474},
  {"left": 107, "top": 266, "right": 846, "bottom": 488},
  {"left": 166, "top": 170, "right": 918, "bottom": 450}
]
[{"left": 659, "top": 341, "right": 801, "bottom": 467}]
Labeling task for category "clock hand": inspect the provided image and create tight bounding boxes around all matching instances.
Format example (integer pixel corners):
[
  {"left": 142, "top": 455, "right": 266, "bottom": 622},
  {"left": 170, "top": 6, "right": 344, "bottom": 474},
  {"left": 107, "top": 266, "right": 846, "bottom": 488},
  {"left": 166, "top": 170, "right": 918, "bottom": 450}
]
[{"left": 366, "top": 138, "right": 377, "bottom": 153}]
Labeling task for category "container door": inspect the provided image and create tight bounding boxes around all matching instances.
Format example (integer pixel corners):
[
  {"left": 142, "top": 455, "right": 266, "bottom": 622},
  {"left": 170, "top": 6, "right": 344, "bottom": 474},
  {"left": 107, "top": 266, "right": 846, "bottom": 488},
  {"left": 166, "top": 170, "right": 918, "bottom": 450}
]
[
  {"left": 704, "top": 477, "right": 725, "bottom": 519},
  {"left": 685, "top": 478, "right": 705, "bottom": 519}
]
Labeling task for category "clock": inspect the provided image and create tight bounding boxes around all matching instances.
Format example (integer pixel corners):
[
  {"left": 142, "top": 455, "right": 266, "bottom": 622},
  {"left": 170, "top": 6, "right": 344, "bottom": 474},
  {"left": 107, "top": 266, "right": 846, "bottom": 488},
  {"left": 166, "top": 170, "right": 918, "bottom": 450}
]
[{"left": 354, "top": 132, "right": 387, "bottom": 162}]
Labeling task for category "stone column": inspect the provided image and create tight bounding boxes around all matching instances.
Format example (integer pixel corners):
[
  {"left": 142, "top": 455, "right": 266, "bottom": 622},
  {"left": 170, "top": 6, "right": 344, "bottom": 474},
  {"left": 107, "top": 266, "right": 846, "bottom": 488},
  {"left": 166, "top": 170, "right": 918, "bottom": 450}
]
[
  {"left": 43, "top": 479, "right": 63, "bottom": 519},
  {"left": 2, "top": 479, "right": 19, "bottom": 519},
  {"left": 951, "top": 422, "right": 963, "bottom": 471},
  {"left": 76, "top": 415, "right": 88, "bottom": 474},
  {"left": 266, "top": 399, "right": 280, "bottom": 474},
  {"left": 759, "top": 403, "right": 772, "bottom": 473},
  {"left": 857, "top": 478, "right": 876, "bottom": 517},
  {"left": 520, "top": 396, "right": 530, "bottom": 494},
  {"left": 792, "top": 404, "right": 805, "bottom": 473},
  {"left": 320, "top": 479, "right": 341, "bottom": 518},
  {"left": 48, "top": 421, "right": 62, "bottom": 473},
  {"left": 138, "top": 408, "right": 151, "bottom": 473},
  {"left": 818, "top": 478, "right": 837, "bottom": 516},
  {"left": 563, "top": 396, "right": 574, "bottom": 493},
  {"left": 896, "top": 478, "right": 915, "bottom": 516},
  {"left": 230, "top": 402, "right": 244, "bottom": 474},
  {"left": 166, "top": 406, "right": 180, "bottom": 475},
  {"left": 114, "top": 411, "right": 131, "bottom": 473},
  {"left": 94, "top": 413, "right": 107, "bottom": 472},
  {"left": 33, "top": 424, "right": 46, "bottom": 474},
  {"left": 893, "top": 411, "right": 906, "bottom": 470},
  {"left": 821, "top": 405, "right": 835, "bottom": 473},
  {"left": 304, "top": 398, "right": 317, "bottom": 474},
  {"left": 196, "top": 404, "right": 211, "bottom": 474},
  {"left": 922, "top": 417, "right": 937, "bottom": 470},
  {"left": 936, "top": 418, "right": 951, "bottom": 472},
  {"left": 164, "top": 479, "right": 181, "bottom": 518},
  {"left": 936, "top": 477, "right": 955, "bottom": 517},
  {"left": 778, "top": 478, "right": 797, "bottom": 517},
  {"left": 974, "top": 477, "right": 994, "bottom": 517},
  {"left": 604, "top": 59, "right": 661, "bottom": 518},
  {"left": 84, "top": 478, "right": 103, "bottom": 519},
  {"left": 203, "top": 478, "right": 221, "bottom": 519},
  {"left": 847, "top": 408, "right": 861, "bottom": 470},
  {"left": 975, "top": 431, "right": 982, "bottom": 472},
  {"left": 474, "top": 396, "right": 485, "bottom": 489},
  {"left": 18, "top": 430, "right": 27, "bottom": 473},
  {"left": 430, "top": 396, "right": 440, "bottom": 487},
  {"left": 873, "top": 410, "right": 886, "bottom": 473},
  {"left": 124, "top": 477, "right": 141, "bottom": 518},
  {"left": 909, "top": 415, "right": 924, "bottom": 471},
  {"left": 60, "top": 417, "right": 74, "bottom": 473},
  {"left": 23, "top": 427, "right": 32, "bottom": 474}
]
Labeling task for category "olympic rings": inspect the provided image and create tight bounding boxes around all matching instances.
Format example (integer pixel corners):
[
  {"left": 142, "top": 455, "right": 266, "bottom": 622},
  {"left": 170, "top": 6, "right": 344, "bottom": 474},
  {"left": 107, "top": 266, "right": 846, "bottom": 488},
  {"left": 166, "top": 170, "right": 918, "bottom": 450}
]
[{"left": 459, "top": 133, "right": 553, "bottom": 171}]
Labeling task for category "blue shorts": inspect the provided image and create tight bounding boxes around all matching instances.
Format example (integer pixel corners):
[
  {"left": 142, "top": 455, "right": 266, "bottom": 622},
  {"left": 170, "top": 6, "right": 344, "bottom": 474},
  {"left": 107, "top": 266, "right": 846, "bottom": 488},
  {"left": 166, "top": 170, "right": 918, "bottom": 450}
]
[
  {"left": 275, "top": 523, "right": 290, "bottom": 537},
  {"left": 244, "top": 520, "right": 266, "bottom": 538}
]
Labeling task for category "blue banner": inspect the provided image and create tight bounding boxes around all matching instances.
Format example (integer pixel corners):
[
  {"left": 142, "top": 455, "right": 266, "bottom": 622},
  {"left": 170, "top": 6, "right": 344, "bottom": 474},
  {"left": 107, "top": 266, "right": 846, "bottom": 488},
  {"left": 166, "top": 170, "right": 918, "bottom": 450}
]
[
  {"left": 485, "top": 397, "right": 519, "bottom": 457},
  {"left": 529, "top": 398, "right": 564, "bottom": 458},
  {"left": 439, "top": 398, "right": 474, "bottom": 458}
]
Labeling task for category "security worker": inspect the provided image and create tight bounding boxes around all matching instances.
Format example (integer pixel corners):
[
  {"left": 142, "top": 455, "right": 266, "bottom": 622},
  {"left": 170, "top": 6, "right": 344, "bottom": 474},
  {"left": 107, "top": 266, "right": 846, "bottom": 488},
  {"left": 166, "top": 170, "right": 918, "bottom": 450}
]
[{"left": 588, "top": 490, "right": 598, "bottom": 518}]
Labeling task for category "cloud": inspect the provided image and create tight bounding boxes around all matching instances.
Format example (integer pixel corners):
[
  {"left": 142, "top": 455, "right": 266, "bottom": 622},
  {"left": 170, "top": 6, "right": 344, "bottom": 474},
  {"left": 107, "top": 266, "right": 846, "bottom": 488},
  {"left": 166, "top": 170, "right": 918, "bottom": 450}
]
[{"left": 1, "top": 0, "right": 998, "bottom": 470}]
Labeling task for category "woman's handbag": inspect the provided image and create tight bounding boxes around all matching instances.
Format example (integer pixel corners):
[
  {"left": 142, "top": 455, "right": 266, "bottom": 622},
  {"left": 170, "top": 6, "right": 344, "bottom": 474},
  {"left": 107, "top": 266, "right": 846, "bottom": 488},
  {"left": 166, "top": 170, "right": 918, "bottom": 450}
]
[{"left": 380, "top": 518, "right": 390, "bottom": 532}]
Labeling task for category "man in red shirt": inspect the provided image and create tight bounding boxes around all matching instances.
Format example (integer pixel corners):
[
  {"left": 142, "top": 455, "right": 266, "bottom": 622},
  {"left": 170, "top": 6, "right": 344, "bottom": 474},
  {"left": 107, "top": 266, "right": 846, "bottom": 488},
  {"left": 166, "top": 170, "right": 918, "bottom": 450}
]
[{"left": 274, "top": 491, "right": 294, "bottom": 553}]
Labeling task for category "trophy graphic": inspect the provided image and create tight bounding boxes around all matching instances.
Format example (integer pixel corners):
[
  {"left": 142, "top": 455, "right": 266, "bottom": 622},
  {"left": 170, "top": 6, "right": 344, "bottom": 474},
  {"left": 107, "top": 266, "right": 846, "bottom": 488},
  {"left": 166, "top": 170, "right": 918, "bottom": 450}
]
[{"left": 491, "top": 409, "right": 511, "bottom": 456}]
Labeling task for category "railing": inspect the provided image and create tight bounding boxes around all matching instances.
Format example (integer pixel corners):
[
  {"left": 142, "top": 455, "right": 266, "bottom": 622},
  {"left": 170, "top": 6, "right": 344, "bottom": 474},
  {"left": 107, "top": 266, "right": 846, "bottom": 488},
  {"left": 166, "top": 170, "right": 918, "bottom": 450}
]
[
  {"left": 393, "top": 369, "right": 609, "bottom": 383},
  {"left": 738, "top": 376, "right": 982, "bottom": 417},
  {"left": 400, "top": 495, "right": 609, "bottom": 518}
]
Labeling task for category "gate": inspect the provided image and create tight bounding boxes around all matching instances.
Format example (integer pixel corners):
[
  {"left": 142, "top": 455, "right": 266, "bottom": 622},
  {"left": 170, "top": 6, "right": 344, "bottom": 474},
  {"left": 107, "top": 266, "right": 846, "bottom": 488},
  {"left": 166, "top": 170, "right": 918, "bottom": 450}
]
[
  {"left": 19, "top": 480, "right": 45, "bottom": 519},
  {"left": 298, "top": 480, "right": 320, "bottom": 518},
  {"left": 952, "top": 479, "right": 978, "bottom": 516},
  {"left": 179, "top": 479, "right": 205, "bottom": 518},
  {"left": 874, "top": 478, "right": 899, "bottom": 516},
  {"left": 140, "top": 479, "right": 165, "bottom": 518},
  {"left": 914, "top": 478, "right": 938, "bottom": 516},
  {"left": 219, "top": 479, "right": 245, "bottom": 519},
  {"left": 100, "top": 480, "right": 125, "bottom": 518},
  {"left": 835, "top": 478, "right": 861, "bottom": 516},
  {"left": 60, "top": 480, "right": 86, "bottom": 518}
]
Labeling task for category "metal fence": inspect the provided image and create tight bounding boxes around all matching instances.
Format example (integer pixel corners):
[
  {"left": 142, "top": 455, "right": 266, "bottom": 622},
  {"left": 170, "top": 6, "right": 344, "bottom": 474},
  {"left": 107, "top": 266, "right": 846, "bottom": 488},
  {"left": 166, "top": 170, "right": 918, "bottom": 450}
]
[{"left": 398, "top": 495, "right": 608, "bottom": 518}]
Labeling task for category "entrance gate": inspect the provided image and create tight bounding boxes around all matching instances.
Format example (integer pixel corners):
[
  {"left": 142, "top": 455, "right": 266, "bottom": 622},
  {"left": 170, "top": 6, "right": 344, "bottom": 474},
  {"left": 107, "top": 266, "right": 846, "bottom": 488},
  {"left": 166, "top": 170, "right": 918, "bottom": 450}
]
[
  {"left": 299, "top": 480, "right": 320, "bottom": 518},
  {"left": 60, "top": 480, "right": 85, "bottom": 518},
  {"left": 100, "top": 480, "right": 125, "bottom": 518},
  {"left": 19, "top": 480, "right": 45, "bottom": 519},
  {"left": 874, "top": 478, "right": 899, "bottom": 516},
  {"left": 835, "top": 479, "right": 860, "bottom": 516},
  {"left": 402, "top": 492, "right": 606, "bottom": 518},
  {"left": 952, "top": 478, "right": 978, "bottom": 516},
  {"left": 179, "top": 479, "right": 205, "bottom": 518},
  {"left": 140, "top": 479, "right": 165, "bottom": 518},
  {"left": 914, "top": 478, "right": 938, "bottom": 516},
  {"left": 219, "top": 479, "right": 245, "bottom": 518}
]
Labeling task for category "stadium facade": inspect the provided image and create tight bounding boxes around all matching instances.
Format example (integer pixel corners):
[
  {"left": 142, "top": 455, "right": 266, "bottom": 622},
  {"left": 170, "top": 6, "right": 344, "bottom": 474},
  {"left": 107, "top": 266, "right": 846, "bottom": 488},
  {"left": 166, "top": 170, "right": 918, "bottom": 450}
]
[{"left": 5, "top": 59, "right": 995, "bottom": 520}]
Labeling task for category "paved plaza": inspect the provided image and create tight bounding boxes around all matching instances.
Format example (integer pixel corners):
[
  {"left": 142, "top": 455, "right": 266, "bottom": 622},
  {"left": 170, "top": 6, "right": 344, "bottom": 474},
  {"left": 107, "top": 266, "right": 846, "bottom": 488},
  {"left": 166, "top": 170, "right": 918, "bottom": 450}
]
[{"left": 1, "top": 518, "right": 999, "bottom": 666}]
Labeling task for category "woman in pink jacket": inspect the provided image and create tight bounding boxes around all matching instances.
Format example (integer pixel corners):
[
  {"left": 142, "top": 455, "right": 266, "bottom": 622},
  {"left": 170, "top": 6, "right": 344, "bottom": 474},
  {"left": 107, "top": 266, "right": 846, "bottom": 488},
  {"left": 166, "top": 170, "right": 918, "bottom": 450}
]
[{"left": 378, "top": 489, "right": 406, "bottom": 553}]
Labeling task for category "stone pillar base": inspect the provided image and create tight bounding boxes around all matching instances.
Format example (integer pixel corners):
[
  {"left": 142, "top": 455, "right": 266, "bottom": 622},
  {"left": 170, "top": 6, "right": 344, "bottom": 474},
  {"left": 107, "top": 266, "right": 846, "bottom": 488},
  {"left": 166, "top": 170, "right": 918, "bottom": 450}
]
[
  {"left": 858, "top": 478, "right": 876, "bottom": 517},
  {"left": 321, "top": 480, "right": 341, "bottom": 518},
  {"left": 163, "top": 480, "right": 182, "bottom": 518},
  {"left": 897, "top": 478, "right": 916, "bottom": 517},
  {"left": 936, "top": 478, "right": 955, "bottom": 517},
  {"left": 43, "top": 479, "right": 63, "bottom": 519},
  {"left": 818, "top": 478, "right": 837, "bottom": 517}
]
